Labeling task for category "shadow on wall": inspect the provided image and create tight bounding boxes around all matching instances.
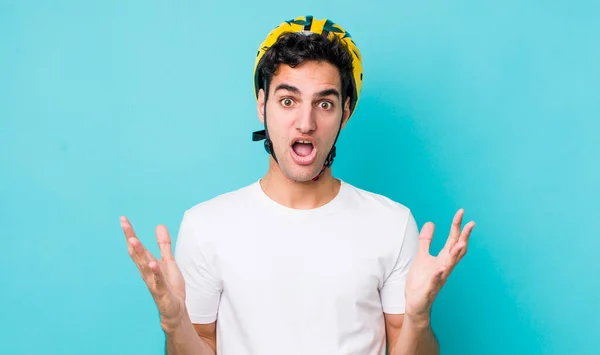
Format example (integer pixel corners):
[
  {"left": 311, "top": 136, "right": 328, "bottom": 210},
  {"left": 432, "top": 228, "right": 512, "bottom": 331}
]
[{"left": 336, "top": 77, "right": 544, "bottom": 355}]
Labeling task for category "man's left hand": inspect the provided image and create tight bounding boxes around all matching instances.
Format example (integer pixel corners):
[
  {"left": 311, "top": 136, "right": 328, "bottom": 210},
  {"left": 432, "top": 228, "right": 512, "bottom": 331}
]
[{"left": 404, "top": 208, "right": 475, "bottom": 322}]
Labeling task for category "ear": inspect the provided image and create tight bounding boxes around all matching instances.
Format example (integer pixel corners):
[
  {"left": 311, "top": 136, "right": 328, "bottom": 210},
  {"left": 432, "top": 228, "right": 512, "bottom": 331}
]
[
  {"left": 257, "top": 89, "right": 265, "bottom": 124},
  {"left": 340, "top": 96, "right": 352, "bottom": 129}
]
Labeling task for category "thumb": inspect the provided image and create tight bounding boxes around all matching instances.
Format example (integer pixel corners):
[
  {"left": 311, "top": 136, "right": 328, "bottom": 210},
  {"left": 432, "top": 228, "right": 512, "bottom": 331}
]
[{"left": 418, "top": 222, "right": 435, "bottom": 256}]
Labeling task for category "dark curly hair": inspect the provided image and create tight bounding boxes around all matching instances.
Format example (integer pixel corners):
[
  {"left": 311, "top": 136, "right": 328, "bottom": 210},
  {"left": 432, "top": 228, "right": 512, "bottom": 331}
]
[{"left": 256, "top": 32, "right": 355, "bottom": 109}]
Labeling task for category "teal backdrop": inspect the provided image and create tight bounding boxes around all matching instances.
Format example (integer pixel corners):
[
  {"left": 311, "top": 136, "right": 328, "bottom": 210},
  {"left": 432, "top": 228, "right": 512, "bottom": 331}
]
[{"left": 1, "top": 0, "right": 598, "bottom": 354}]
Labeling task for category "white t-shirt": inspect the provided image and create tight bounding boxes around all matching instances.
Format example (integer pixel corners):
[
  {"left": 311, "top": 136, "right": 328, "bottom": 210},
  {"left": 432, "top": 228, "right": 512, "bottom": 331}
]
[{"left": 174, "top": 179, "right": 420, "bottom": 355}]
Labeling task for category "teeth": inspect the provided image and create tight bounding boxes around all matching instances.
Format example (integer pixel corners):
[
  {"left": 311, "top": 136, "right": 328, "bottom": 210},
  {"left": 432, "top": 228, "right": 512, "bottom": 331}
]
[{"left": 297, "top": 140, "right": 311, "bottom": 144}]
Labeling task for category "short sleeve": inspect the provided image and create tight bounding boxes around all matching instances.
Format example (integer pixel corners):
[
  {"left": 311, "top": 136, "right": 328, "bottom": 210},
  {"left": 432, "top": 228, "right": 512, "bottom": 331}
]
[
  {"left": 379, "top": 211, "right": 420, "bottom": 314},
  {"left": 174, "top": 210, "right": 223, "bottom": 324}
]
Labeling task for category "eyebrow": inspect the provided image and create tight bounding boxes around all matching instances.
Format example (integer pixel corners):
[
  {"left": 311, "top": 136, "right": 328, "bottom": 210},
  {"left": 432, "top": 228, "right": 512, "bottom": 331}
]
[
  {"left": 274, "top": 83, "right": 341, "bottom": 100},
  {"left": 274, "top": 83, "right": 300, "bottom": 95},
  {"left": 315, "top": 88, "right": 340, "bottom": 100}
]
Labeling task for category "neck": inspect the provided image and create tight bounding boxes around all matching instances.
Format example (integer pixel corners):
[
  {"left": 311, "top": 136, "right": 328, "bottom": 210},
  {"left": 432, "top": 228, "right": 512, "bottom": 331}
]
[{"left": 259, "top": 159, "right": 341, "bottom": 210}]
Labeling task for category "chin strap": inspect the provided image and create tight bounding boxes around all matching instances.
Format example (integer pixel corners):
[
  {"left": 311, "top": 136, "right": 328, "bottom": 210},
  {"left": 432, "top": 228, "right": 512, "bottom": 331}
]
[
  {"left": 252, "top": 77, "right": 278, "bottom": 163},
  {"left": 252, "top": 129, "right": 275, "bottom": 160},
  {"left": 310, "top": 140, "right": 337, "bottom": 181}
]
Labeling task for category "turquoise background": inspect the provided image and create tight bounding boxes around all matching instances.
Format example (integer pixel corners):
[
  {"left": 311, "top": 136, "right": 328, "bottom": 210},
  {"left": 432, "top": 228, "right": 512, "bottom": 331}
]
[{"left": 1, "top": 0, "right": 598, "bottom": 354}]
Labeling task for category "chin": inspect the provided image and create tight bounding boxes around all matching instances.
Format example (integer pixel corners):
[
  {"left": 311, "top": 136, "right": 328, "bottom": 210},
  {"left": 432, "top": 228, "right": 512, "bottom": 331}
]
[{"left": 280, "top": 164, "right": 323, "bottom": 182}]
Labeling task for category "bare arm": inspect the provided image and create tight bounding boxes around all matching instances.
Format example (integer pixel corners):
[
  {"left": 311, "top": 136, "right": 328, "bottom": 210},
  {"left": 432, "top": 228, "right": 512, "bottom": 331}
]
[
  {"left": 385, "top": 313, "right": 439, "bottom": 355},
  {"left": 387, "top": 209, "right": 475, "bottom": 354},
  {"left": 120, "top": 216, "right": 217, "bottom": 355},
  {"left": 164, "top": 318, "right": 217, "bottom": 355}
]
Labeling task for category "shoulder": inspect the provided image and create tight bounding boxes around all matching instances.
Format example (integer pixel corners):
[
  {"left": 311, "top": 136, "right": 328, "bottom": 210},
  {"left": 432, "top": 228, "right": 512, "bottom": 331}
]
[
  {"left": 184, "top": 181, "right": 259, "bottom": 217},
  {"left": 339, "top": 181, "right": 419, "bottom": 238},
  {"left": 339, "top": 181, "right": 420, "bottom": 261},
  {"left": 176, "top": 181, "right": 260, "bottom": 238},
  {"left": 341, "top": 181, "right": 413, "bottom": 218}
]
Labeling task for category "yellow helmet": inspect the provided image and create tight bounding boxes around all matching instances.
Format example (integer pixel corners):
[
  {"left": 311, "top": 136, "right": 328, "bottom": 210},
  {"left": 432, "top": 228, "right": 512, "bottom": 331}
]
[
  {"left": 253, "top": 15, "right": 364, "bottom": 118},
  {"left": 252, "top": 15, "right": 363, "bottom": 181}
]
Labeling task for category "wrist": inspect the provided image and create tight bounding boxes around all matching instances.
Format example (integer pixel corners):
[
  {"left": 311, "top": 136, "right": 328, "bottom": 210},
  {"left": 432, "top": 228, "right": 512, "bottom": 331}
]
[
  {"left": 405, "top": 311, "right": 432, "bottom": 329},
  {"left": 161, "top": 306, "right": 189, "bottom": 335},
  {"left": 161, "top": 317, "right": 185, "bottom": 335}
]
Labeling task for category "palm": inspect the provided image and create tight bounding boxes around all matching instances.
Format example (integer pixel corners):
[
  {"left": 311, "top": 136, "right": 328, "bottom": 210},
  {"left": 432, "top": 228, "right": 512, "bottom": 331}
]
[
  {"left": 120, "top": 217, "right": 186, "bottom": 331},
  {"left": 152, "top": 254, "right": 186, "bottom": 325},
  {"left": 405, "top": 209, "right": 475, "bottom": 318},
  {"left": 160, "top": 258, "right": 186, "bottom": 301}
]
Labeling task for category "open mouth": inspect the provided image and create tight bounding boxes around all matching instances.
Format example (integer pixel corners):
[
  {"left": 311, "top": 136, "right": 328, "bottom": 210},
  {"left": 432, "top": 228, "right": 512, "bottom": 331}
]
[
  {"left": 290, "top": 138, "right": 317, "bottom": 165},
  {"left": 292, "top": 140, "right": 314, "bottom": 157}
]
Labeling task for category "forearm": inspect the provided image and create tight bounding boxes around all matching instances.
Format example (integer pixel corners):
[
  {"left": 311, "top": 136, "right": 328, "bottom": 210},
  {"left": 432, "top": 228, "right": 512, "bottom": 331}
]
[
  {"left": 390, "top": 315, "right": 439, "bottom": 355},
  {"left": 165, "top": 313, "right": 215, "bottom": 355}
]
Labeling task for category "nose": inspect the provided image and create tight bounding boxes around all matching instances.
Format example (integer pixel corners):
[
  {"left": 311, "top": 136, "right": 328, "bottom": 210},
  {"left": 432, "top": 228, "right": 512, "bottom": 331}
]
[{"left": 295, "top": 105, "right": 316, "bottom": 134}]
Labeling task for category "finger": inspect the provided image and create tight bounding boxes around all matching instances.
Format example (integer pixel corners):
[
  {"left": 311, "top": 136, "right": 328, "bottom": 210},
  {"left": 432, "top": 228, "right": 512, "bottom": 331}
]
[
  {"left": 129, "top": 237, "right": 161, "bottom": 288},
  {"left": 457, "top": 221, "right": 475, "bottom": 260},
  {"left": 129, "top": 237, "right": 153, "bottom": 274},
  {"left": 452, "top": 221, "right": 475, "bottom": 258},
  {"left": 450, "top": 240, "right": 467, "bottom": 262},
  {"left": 131, "top": 239, "right": 168, "bottom": 297},
  {"left": 438, "top": 239, "right": 465, "bottom": 271},
  {"left": 148, "top": 259, "right": 168, "bottom": 296},
  {"left": 120, "top": 216, "right": 138, "bottom": 254},
  {"left": 121, "top": 216, "right": 159, "bottom": 266},
  {"left": 447, "top": 222, "right": 475, "bottom": 264},
  {"left": 418, "top": 222, "right": 435, "bottom": 256},
  {"left": 156, "top": 224, "right": 175, "bottom": 261},
  {"left": 443, "top": 209, "right": 464, "bottom": 252},
  {"left": 120, "top": 216, "right": 137, "bottom": 240}
]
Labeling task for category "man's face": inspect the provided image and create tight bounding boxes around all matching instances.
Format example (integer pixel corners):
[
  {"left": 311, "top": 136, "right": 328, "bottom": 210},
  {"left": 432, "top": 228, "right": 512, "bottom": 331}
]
[{"left": 257, "top": 60, "right": 351, "bottom": 182}]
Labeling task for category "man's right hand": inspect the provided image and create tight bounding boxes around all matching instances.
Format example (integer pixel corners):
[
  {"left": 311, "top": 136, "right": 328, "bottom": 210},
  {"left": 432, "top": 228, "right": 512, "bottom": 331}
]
[{"left": 121, "top": 216, "right": 187, "bottom": 333}]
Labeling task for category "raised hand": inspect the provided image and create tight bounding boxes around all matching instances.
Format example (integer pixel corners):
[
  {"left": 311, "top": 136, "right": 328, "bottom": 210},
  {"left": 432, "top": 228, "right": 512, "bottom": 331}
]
[
  {"left": 404, "top": 209, "right": 475, "bottom": 320},
  {"left": 121, "top": 216, "right": 187, "bottom": 332}
]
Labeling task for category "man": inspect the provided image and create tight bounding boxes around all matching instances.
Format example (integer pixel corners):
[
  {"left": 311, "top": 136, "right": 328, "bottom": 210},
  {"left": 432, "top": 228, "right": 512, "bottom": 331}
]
[{"left": 121, "top": 15, "right": 475, "bottom": 355}]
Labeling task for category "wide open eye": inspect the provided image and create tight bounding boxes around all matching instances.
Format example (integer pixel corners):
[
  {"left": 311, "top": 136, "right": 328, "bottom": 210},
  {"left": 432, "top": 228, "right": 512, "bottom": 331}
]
[
  {"left": 280, "top": 98, "right": 294, "bottom": 107},
  {"left": 319, "top": 101, "right": 333, "bottom": 110}
]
